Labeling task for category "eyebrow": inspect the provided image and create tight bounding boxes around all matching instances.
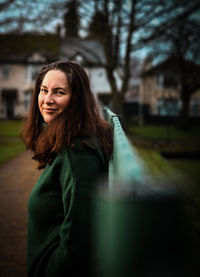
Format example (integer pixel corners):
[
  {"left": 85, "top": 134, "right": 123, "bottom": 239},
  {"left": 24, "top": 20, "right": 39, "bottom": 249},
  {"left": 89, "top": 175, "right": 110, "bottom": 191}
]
[{"left": 41, "top": 85, "right": 65, "bottom": 90}]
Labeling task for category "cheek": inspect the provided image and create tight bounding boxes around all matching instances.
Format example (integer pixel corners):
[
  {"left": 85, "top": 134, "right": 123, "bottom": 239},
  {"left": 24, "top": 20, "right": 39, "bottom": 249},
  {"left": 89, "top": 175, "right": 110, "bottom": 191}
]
[
  {"left": 61, "top": 96, "right": 71, "bottom": 109},
  {"left": 38, "top": 94, "right": 42, "bottom": 105},
  {"left": 38, "top": 94, "right": 43, "bottom": 111}
]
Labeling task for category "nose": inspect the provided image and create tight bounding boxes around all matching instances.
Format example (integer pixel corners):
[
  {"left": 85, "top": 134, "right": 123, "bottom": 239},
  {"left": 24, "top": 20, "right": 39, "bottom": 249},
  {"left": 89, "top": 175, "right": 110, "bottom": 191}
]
[{"left": 44, "top": 92, "right": 54, "bottom": 104}]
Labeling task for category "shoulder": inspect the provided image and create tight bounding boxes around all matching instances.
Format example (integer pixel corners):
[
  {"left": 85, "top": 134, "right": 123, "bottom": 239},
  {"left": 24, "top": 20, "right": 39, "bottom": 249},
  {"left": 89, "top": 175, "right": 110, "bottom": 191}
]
[
  {"left": 67, "top": 138, "right": 107, "bottom": 189},
  {"left": 54, "top": 138, "right": 106, "bottom": 173},
  {"left": 45, "top": 139, "right": 107, "bottom": 194},
  {"left": 69, "top": 138, "right": 105, "bottom": 170}
]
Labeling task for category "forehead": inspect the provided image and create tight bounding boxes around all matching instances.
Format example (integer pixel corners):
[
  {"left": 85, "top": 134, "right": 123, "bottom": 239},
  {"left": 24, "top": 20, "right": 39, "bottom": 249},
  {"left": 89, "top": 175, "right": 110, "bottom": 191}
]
[{"left": 42, "top": 70, "right": 68, "bottom": 87}]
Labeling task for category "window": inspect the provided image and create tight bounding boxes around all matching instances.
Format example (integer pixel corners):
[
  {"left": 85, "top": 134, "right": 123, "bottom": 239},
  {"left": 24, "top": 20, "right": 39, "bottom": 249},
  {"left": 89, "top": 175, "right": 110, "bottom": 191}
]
[
  {"left": 190, "top": 98, "right": 199, "bottom": 116},
  {"left": 156, "top": 73, "right": 178, "bottom": 89},
  {"left": 163, "top": 75, "right": 178, "bottom": 89},
  {"left": 1, "top": 65, "right": 10, "bottom": 79},
  {"left": 26, "top": 65, "right": 42, "bottom": 82},
  {"left": 157, "top": 98, "right": 180, "bottom": 116},
  {"left": 156, "top": 74, "right": 164, "bottom": 88},
  {"left": 24, "top": 90, "right": 32, "bottom": 111}
]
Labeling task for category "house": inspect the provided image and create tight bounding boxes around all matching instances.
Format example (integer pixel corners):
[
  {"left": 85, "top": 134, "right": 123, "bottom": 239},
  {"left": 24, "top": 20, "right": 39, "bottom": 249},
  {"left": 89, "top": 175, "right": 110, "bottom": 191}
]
[
  {"left": 0, "top": 33, "right": 59, "bottom": 119},
  {"left": 0, "top": 34, "right": 121, "bottom": 119},
  {"left": 59, "top": 37, "right": 122, "bottom": 106},
  {"left": 123, "top": 57, "right": 142, "bottom": 118},
  {"left": 140, "top": 56, "right": 200, "bottom": 120},
  {"left": 1, "top": 31, "right": 138, "bottom": 119},
  {"left": 60, "top": 38, "right": 143, "bottom": 111}
]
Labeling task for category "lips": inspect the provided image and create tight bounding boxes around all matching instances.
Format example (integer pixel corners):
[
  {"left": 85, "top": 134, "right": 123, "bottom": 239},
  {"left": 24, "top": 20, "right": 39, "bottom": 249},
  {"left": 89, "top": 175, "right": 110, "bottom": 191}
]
[{"left": 43, "top": 108, "right": 57, "bottom": 113}]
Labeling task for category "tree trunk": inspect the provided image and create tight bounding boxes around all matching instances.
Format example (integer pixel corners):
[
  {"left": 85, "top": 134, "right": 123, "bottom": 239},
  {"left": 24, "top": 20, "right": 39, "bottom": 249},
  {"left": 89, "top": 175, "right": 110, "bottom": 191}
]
[{"left": 112, "top": 92, "right": 124, "bottom": 115}]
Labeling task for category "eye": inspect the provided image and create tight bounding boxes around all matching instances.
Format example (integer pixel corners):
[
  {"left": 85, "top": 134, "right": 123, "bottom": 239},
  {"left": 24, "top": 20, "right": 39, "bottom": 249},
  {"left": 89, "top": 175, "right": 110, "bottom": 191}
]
[
  {"left": 56, "top": 90, "right": 65, "bottom": 95},
  {"left": 40, "top": 88, "right": 48, "bottom": 93}
]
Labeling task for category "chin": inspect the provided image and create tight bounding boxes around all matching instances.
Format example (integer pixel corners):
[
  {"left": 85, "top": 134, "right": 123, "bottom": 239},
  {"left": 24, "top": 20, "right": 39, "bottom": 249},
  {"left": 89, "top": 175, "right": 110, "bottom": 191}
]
[{"left": 44, "top": 116, "right": 55, "bottom": 123}]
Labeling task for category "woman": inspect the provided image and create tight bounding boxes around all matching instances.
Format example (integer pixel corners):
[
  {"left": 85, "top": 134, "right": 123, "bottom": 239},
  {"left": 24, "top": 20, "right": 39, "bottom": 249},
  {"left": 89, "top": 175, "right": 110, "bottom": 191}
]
[{"left": 22, "top": 61, "right": 113, "bottom": 277}]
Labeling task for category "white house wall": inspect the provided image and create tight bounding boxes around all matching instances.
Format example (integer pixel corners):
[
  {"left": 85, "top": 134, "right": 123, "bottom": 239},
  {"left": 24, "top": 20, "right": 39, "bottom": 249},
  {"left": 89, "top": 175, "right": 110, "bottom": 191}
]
[
  {"left": 0, "top": 64, "right": 34, "bottom": 118},
  {"left": 86, "top": 67, "right": 111, "bottom": 98},
  {"left": 0, "top": 64, "right": 123, "bottom": 118},
  {"left": 86, "top": 67, "right": 122, "bottom": 98},
  {"left": 140, "top": 75, "right": 200, "bottom": 116}
]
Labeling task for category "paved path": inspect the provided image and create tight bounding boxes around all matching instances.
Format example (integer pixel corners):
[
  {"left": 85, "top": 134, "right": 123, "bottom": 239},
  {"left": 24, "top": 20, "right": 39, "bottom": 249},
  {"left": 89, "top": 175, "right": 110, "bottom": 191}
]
[{"left": 0, "top": 151, "right": 40, "bottom": 277}]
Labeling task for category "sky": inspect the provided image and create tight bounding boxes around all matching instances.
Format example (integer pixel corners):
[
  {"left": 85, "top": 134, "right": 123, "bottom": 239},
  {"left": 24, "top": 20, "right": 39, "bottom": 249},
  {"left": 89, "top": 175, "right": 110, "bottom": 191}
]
[
  {"left": 1, "top": 0, "right": 199, "bottom": 62},
  {"left": 0, "top": 0, "right": 148, "bottom": 59},
  {"left": 0, "top": 0, "right": 65, "bottom": 33}
]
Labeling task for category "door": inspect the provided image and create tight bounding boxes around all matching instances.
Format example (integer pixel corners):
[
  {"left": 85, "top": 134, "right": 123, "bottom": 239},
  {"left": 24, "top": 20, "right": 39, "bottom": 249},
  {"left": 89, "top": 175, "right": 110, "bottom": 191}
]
[
  {"left": 2, "top": 89, "right": 17, "bottom": 119},
  {"left": 5, "top": 95, "right": 15, "bottom": 118}
]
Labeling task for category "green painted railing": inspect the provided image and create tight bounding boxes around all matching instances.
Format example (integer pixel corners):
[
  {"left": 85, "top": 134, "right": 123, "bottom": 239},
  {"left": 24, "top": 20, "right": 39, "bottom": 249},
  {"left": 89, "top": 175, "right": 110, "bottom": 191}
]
[
  {"left": 91, "top": 107, "right": 187, "bottom": 277},
  {"left": 103, "top": 106, "right": 145, "bottom": 188}
]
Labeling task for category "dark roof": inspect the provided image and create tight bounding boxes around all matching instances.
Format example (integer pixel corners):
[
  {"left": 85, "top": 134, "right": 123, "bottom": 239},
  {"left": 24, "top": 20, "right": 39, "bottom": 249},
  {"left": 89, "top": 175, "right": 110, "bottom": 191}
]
[
  {"left": 59, "top": 38, "right": 106, "bottom": 66},
  {"left": 0, "top": 33, "right": 60, "bottom": 63},
  {"left": 141, "top": 56, "right": 200, "bottom": 77}
]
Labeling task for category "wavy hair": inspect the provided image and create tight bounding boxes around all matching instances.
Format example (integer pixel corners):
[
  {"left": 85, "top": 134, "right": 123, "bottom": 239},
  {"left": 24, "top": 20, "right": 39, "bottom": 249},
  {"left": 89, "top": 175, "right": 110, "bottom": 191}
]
[{"left": 21, "top": 61, "right": 113, "bottom": 169}]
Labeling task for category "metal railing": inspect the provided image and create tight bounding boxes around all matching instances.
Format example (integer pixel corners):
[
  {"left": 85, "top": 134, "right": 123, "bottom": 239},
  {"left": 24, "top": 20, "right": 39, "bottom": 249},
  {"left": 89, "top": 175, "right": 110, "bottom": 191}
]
[
  {"left": 103, "top": 106, "right": 145, "bottom": 189},
  {"left": 91, "top": 107, "right": 187, "bottom": 277}
]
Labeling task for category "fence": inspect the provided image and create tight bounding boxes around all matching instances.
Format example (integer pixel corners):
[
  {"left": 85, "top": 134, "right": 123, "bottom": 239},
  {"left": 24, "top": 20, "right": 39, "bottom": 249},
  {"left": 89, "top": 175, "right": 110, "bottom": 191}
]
[
  {"left": 92, "top": 107, "right": 189, "bottom": 277},
  {"left": 103, "top": 106, "right": 144, "bottom": 188},
  {"left": 123, "top": 102, "right": 200, "bottom": 126}
]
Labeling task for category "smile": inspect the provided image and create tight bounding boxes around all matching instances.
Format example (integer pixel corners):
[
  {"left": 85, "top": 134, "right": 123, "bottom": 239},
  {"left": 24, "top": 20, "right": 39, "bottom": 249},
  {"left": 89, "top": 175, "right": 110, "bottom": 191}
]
[{"left": 43, "top": 108, "right": 57, "bottom": 113}]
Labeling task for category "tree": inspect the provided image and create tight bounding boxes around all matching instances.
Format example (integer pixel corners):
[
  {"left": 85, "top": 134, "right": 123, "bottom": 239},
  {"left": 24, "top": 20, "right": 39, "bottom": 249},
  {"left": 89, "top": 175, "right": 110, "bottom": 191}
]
[
  {"left": 63, "top": 0, "right": 80, "bottom": 38},
  {"left": 2, "top": 0, "right": 199, "bottom": 120},
  {"left": 0, "top": 0, "right": 66, "bottom": 34},
  {"left": 136, "top": 0, "right": 200, "bottom": 125},
  {"left": 86, "top": 0, "right": 137, "bottom": 114},
  {"left": 1, "top": 0, "right": 140, "bottom": 114},
  {"left": 85, "top": 0, "right": 198, "bottom": 116}
]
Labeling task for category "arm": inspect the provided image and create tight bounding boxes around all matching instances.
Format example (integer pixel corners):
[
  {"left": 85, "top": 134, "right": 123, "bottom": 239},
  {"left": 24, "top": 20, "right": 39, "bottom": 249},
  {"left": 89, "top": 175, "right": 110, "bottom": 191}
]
[{"left": 43, "top": 146, "right": 104, "bottom": 276}]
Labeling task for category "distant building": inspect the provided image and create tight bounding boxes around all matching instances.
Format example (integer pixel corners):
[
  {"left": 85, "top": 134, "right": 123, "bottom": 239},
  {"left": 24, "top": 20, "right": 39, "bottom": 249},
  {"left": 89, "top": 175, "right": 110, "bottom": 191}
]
[
  {"left": 0, "top": 34, "right": 122, "bottom": 119},
  {"left": 125, "top": 57, "right": 142, "bottom": 103},
  {"left": 0, "top": 33, "right": 59, "bottom": 119},
  {"left": 140, "top": 56, "right": 200, "bottom": 119},
  {"left": 122, "top": 57, "right": 142, "bottom": 118},
  {"left": 59, "top": 37, "right": 122, "bottom": 106},
  {"left": 0, "top": 32, "right": 141, "bottom": 119}
]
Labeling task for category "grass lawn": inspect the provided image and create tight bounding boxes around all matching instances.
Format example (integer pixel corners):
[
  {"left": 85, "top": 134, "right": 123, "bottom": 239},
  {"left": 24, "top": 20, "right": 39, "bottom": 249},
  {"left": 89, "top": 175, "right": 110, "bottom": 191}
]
[
  {"left": 169, "top": 159, "right": 200, "bottom": 261},
  {"left": 134, "top": 145, "right": 200, "bottom": 265},
  {"left": 137, "top": 146, "right": 200, "bottom": 209},
  {"left": 129, "top": 125, "right": 200, "bottom": 140},
  {"left": 135, "top": 146, "right": 179, "bottom": 178},
  {"left": 136, "top": 146, "right": 200, "bottom": 186},
  {"left": 0, "top": 120, "right": 23, "bottom": 137},
  {"left": 0, "top": 140, "right": 25, "bottom": 165},
  {"left": 0, "top": 120, "right": 25, "bottom": 165},
  {"left": 169, "top": 160, "right": 200, "bottom": 189}
]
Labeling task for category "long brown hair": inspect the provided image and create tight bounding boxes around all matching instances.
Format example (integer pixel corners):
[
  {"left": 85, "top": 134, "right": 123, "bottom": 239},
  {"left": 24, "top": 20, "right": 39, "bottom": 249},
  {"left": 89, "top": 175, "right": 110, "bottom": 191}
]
[{"left": 21, "top": 61, "right": 113, "bottom": 169}]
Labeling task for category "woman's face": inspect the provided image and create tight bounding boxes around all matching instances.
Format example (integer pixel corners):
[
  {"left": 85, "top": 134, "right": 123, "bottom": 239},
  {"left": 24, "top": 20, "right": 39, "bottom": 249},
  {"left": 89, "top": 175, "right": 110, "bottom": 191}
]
[{"left": 38, "top": 70, "right": 71, "bottom": 123}]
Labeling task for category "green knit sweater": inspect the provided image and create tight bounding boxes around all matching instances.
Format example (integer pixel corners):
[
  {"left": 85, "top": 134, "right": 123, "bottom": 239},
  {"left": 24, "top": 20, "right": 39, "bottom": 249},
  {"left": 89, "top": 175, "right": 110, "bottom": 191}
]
[{"left": 27, "top": 139, "right": 106, "bottom": 277}]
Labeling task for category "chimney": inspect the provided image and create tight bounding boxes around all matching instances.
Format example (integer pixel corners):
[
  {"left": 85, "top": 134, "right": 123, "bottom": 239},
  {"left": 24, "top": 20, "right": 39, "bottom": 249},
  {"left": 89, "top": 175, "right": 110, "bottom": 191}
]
[{"left": 56, "top": 24, "right": 62, "bottom": 38}]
